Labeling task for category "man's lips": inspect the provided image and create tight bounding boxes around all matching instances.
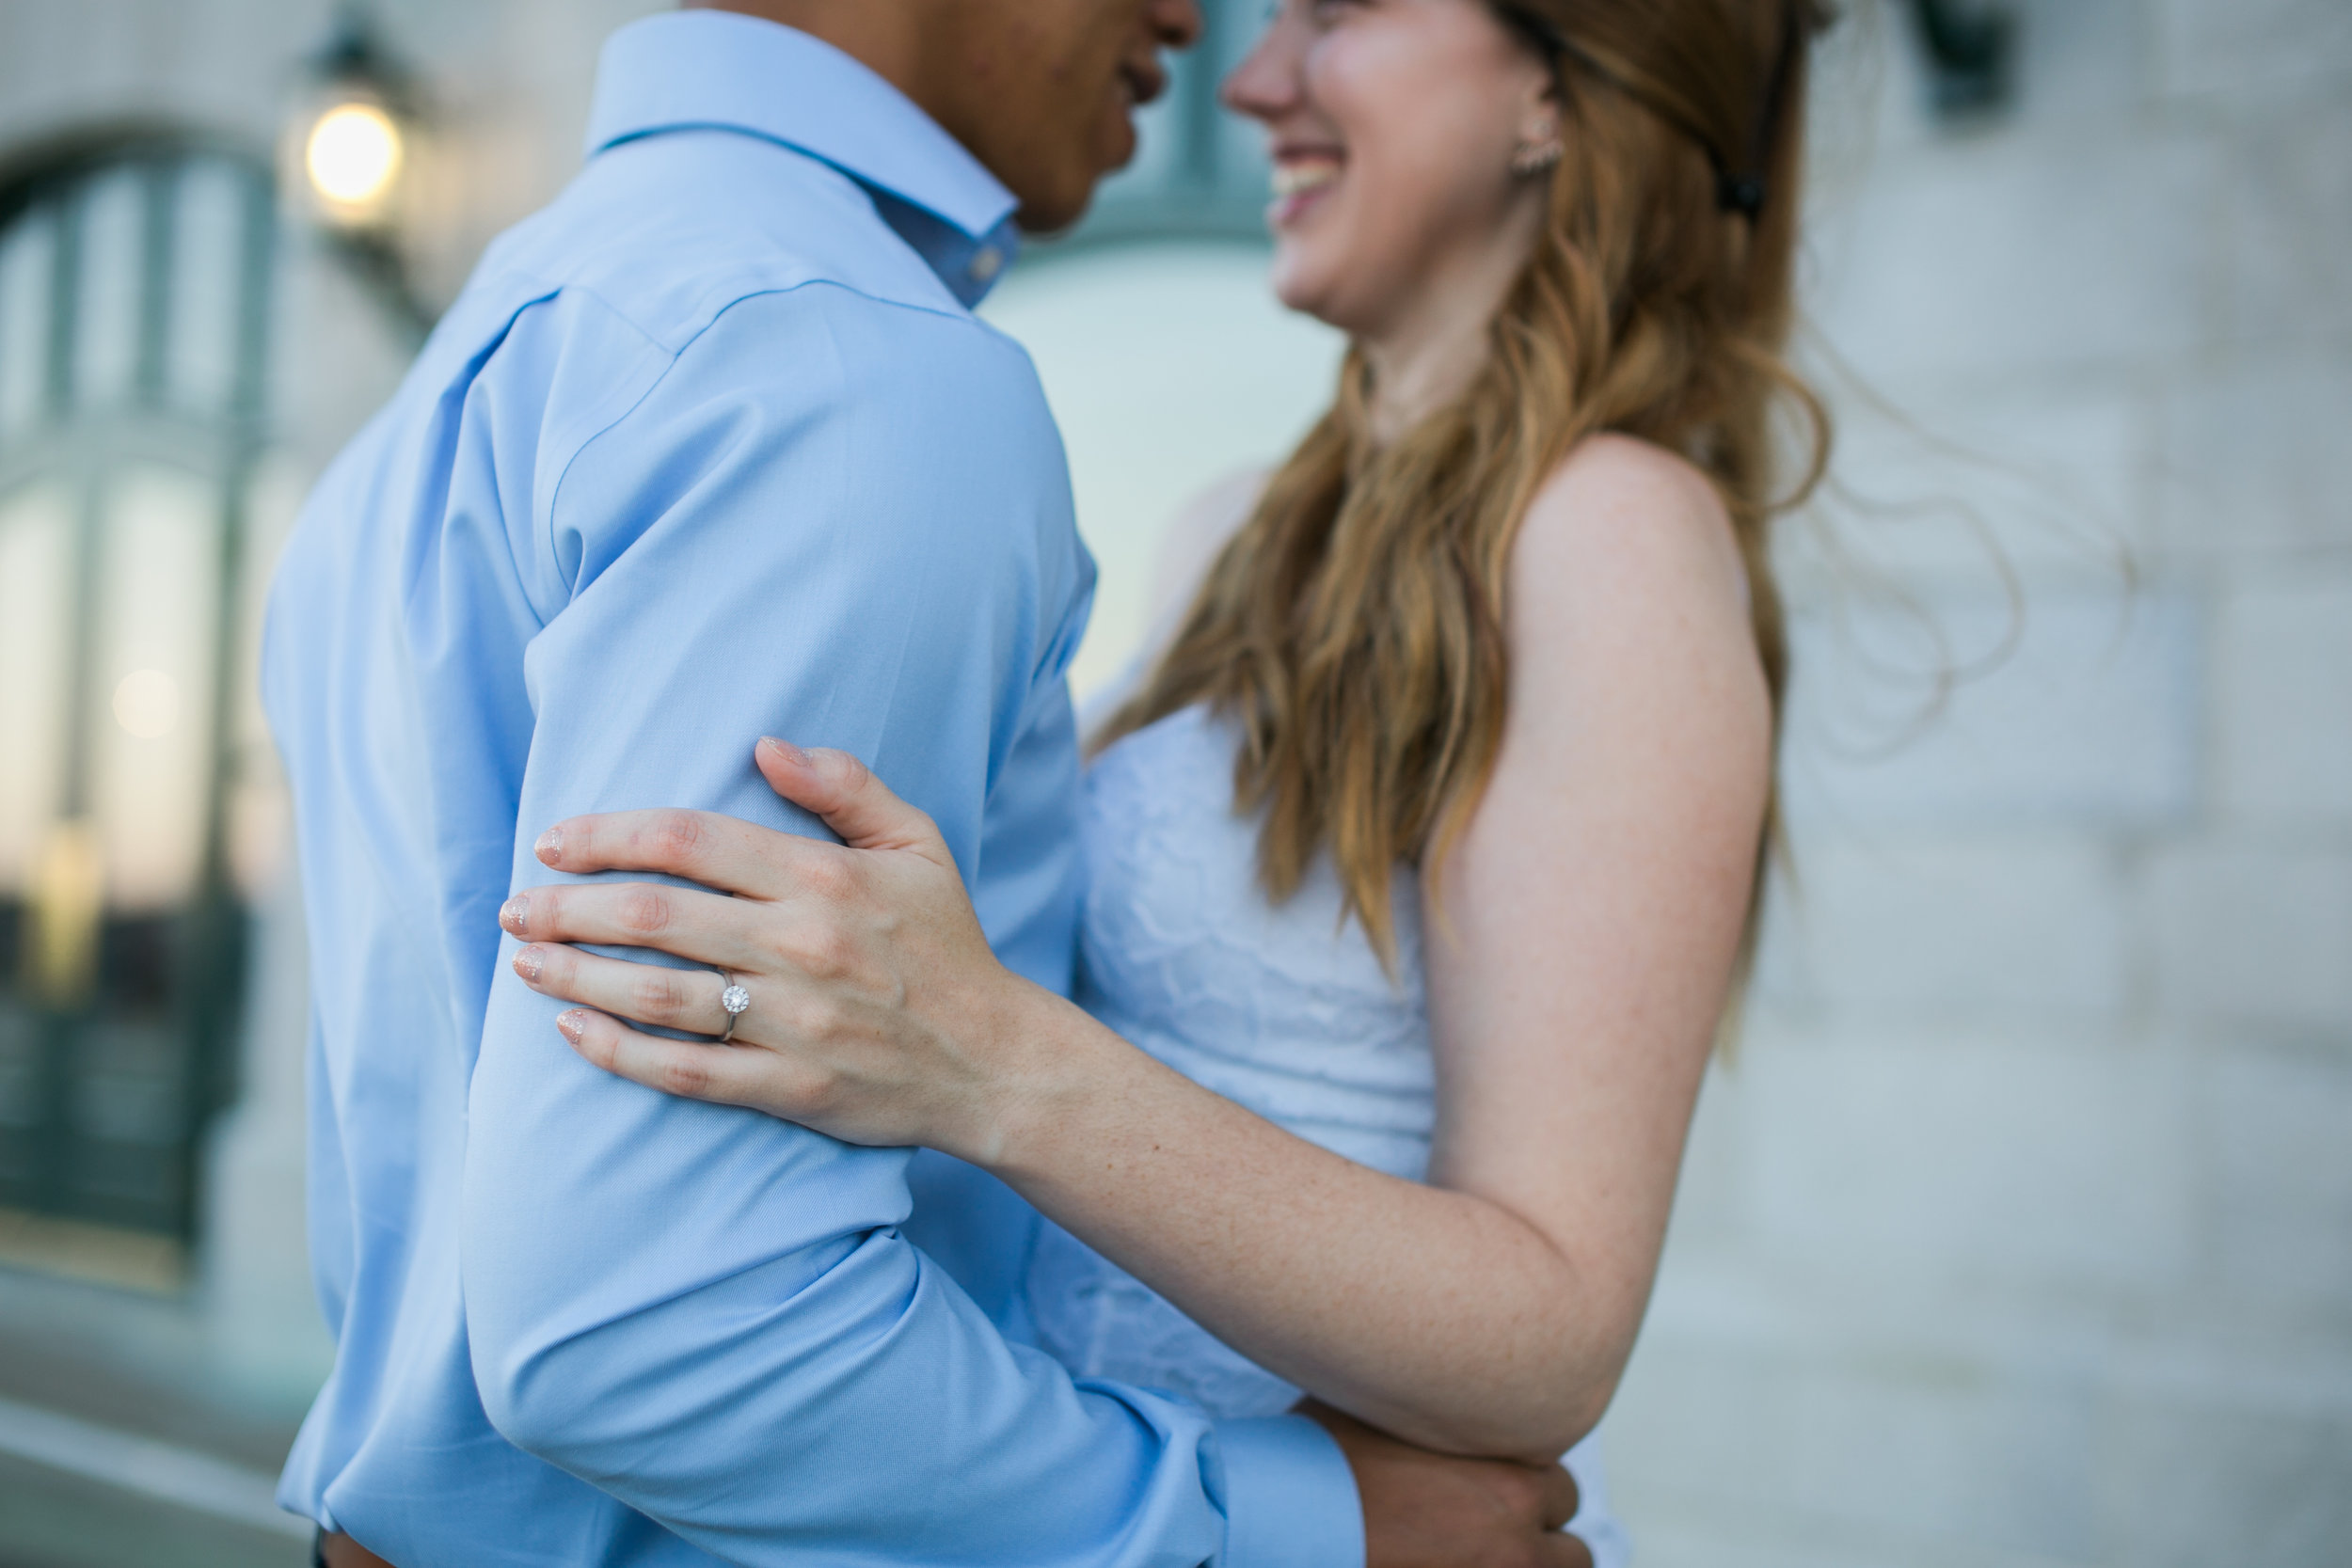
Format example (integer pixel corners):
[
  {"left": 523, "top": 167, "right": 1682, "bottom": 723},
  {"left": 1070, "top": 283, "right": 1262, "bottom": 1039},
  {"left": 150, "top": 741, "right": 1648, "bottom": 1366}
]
[{"left": 1121, "top": 58, "right": 1168, "bottom": 109}]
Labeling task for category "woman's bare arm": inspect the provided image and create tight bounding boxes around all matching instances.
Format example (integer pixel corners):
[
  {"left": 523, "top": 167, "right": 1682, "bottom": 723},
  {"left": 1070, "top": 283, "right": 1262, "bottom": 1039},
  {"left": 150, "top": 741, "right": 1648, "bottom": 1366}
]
[
  {"left": 1145, "top": 467, "right": 1265, "bottom": 627},
  {"left": 503, "top": 436, "right": 1767, "bottom": 1463},
  {"left": 971, "top": 436, "right": 1765, "bottom": 1458}
]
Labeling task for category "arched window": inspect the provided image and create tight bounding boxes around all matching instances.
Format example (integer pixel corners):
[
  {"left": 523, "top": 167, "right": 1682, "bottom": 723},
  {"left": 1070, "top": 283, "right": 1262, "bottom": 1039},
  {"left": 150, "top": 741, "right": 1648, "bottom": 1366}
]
[{"left": 0, "top": 129, "right": 275, "bottom": 1244}]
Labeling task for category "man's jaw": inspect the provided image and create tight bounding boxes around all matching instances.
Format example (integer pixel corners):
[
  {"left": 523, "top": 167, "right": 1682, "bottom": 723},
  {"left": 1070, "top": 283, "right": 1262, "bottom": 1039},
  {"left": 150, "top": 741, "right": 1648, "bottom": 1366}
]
[{"left": 1011, "top": 49, "right": 1167, "bottom": 234}]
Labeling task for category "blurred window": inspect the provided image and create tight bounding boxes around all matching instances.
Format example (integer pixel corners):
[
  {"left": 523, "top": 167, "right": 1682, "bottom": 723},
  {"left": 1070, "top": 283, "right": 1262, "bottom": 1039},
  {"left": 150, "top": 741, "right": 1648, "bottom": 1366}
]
[{"left": 0, "top": 134, "right": 275, "bottom": 1261}]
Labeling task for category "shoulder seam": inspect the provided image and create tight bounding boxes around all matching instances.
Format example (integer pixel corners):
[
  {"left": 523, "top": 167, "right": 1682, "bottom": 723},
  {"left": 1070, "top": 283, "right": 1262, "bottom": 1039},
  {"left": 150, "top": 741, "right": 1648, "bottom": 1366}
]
[
  {"left": 483, "top": 247, "right": 991, "bottom": 362},
  {"left": 537, "top": 277, "right": 1013, "bottom": 603}
]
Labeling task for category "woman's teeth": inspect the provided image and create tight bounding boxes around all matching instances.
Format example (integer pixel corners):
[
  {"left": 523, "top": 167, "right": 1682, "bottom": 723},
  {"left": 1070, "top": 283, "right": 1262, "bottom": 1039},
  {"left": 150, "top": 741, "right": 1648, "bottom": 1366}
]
[{"left": 1271, "top": 159, "right": 1342, "bottom": 198}]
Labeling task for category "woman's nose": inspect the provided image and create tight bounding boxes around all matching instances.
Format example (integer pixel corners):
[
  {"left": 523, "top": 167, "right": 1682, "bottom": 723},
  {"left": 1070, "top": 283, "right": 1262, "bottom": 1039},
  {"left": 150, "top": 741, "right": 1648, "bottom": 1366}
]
[{"left": 1221, "top": 15, "right": 1304, "bottom": 122}]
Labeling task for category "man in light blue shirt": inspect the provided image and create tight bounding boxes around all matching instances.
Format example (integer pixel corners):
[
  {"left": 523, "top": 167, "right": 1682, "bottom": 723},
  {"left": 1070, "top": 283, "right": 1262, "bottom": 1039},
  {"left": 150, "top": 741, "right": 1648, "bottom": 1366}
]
[{"left": 264, "top": 5, "right": 1567, "bottom": 1564}]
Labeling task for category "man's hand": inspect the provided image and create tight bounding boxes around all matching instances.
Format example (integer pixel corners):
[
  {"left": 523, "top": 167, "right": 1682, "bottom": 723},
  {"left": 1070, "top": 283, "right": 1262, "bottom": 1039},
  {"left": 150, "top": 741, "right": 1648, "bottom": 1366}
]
[{"left": 1300, "top": 1402, "right": 1594, "bottom": 1568}]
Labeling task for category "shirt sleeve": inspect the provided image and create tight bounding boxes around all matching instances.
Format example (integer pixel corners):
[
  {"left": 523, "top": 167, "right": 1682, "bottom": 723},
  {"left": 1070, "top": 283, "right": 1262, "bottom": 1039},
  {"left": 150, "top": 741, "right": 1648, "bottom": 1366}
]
[{"left": 457, "top": 280, "right": 1359, "bottom": 1568}]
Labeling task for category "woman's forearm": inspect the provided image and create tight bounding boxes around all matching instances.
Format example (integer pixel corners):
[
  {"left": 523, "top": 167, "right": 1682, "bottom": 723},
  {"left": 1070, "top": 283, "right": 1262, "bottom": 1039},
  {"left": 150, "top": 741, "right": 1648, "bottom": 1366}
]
[
  {"left": 979, "top": 982, "right": 1630, "bottom": 1464},
  {"left": 505, "top": 727, "right": 1705, "bottom": 1464}
]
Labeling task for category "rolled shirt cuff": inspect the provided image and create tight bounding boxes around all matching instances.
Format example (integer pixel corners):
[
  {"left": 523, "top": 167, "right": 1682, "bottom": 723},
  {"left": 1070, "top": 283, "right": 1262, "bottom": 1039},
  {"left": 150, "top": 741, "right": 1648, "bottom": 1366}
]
[{"left": 1215, "top": 1415, "right": 1365, "bottom": 1568}]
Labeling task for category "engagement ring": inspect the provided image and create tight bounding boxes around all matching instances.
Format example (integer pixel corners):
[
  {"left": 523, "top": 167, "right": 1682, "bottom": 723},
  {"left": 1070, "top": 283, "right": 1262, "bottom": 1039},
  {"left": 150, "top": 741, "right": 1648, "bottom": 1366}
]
[{"left": 718, "top": 974, "right": 751, "bottom": 1043}]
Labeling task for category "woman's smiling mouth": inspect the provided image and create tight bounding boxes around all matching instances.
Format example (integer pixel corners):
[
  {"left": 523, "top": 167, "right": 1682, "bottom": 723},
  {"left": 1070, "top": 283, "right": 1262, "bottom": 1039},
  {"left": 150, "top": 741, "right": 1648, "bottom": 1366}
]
[{"left": 1269, "top": 150, "right": 1343, "bottom": 225}]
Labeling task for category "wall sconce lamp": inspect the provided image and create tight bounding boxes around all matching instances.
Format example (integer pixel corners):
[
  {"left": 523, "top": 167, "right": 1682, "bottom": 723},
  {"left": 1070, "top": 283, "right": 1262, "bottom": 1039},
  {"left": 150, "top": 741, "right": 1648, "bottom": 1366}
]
[
  {"left": 305, "top": 99, "right": 405, "bottom": 223},
  {"left": 284, "top": 5, "right": 435, "bottom": 342},
  {"left": 1907, "top": 0, "right": 2016, "bottom": 118}
]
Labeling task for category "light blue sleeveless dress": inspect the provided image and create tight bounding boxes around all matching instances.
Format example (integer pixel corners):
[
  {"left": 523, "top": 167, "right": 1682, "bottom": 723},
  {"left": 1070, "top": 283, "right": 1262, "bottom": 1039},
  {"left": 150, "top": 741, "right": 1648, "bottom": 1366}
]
[{"left": 1027, "top": 703, "right": 1630, "bottom": 1564}]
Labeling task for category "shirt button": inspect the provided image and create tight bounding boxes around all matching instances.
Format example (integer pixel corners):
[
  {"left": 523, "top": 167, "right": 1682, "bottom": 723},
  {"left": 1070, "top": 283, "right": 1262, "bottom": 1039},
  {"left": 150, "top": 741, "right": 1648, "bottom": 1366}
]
[{"left": 967, "top": 245, "right": 1004, "bottom": 284}]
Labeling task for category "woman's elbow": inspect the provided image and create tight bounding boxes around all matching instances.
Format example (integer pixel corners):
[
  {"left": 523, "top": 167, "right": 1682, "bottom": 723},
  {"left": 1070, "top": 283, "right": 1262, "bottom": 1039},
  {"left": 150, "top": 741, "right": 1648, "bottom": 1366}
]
[
  {"left": 1413, "top": 1363, "right": 1621, "bottom": 1465},
  {"left": 1520, "top": 1380, "right": 1615, "bottom": 1465}
]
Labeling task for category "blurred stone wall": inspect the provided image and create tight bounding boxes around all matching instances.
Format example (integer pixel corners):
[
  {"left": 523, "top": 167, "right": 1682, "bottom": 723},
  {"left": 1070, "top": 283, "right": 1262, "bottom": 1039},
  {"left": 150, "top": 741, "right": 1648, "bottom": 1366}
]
[{"left": 1606, "top": 3, "right": 2352, "bottom": 1565}]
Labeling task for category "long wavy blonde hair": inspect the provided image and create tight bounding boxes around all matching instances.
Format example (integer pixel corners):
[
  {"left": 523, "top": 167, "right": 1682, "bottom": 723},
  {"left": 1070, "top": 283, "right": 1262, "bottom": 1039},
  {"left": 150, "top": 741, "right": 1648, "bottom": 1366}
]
[{"left": 1101, "top": 0, "right": 1836, "bottom": 964}]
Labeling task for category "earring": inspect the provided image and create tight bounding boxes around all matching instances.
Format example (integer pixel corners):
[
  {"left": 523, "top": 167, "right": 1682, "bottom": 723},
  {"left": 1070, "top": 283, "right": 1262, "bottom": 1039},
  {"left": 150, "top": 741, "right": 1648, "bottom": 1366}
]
[{"left": 1510, "top": 135, "right": 1563, "bottom": 177}]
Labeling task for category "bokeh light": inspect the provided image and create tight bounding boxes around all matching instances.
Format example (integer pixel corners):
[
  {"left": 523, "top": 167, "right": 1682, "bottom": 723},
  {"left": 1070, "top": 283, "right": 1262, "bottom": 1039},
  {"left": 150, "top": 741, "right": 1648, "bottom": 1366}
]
[
  {"left": 303, "top": 101, "right": 403, "bottom": 214},
  {"left": 112, "top": 667, "right": 181, "bottom": 739}
]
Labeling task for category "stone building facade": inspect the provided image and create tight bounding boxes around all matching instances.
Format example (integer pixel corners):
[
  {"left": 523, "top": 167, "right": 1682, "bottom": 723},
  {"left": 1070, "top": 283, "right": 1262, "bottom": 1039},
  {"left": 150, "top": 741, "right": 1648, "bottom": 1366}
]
[{"left": 1619, "top": 6, "right": 2352, "bottom": 1563}]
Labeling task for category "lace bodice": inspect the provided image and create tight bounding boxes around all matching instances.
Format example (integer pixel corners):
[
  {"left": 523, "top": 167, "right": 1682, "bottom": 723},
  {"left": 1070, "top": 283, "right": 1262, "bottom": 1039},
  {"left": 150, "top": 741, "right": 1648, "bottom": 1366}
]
[{"left": 1027, "top": 703, "right": 1626, "bottom": 1560}]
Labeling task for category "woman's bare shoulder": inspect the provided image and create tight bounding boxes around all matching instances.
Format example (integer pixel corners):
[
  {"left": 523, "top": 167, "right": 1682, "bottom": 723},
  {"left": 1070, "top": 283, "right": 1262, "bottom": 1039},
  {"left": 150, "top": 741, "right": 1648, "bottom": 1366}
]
[
  {"left": 1508, "top": 433, "right": 1769, "bottom": 752},
  {"left": 1147, "top": 467, "right": 1271, "bottom": 626},
  {"left": 1520, "top": 434, "right": 1741, "bottom": 587},
  {"left": 1514, "top": 435, "right": 1754, "bottom": 643}
]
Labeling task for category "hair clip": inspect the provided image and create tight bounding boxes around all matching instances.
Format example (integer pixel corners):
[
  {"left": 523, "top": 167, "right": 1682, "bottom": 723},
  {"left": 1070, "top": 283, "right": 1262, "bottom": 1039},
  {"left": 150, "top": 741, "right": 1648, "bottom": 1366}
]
[{"left": 1716, "top": 172, "right": 1767, "bottom": 217}]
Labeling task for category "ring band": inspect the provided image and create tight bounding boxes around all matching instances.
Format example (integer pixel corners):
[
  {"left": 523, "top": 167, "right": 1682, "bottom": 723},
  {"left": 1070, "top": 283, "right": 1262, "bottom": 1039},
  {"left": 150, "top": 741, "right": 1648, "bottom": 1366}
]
[{"left": 717, "top": 972, "right": 751, "bottom": 1043}]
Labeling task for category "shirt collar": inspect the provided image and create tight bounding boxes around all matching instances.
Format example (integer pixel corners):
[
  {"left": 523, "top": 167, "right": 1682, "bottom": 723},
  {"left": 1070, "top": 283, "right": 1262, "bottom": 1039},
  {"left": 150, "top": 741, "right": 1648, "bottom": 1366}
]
[{"left": 583, "top": 10, "right": 1021, "bottom": 308}]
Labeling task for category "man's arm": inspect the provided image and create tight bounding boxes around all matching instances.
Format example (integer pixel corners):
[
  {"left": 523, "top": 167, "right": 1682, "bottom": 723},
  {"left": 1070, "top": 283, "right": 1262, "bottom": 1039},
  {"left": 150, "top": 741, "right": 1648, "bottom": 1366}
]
[{"left": 458, "top": 281, "right": 1357, "bottom": 1567}]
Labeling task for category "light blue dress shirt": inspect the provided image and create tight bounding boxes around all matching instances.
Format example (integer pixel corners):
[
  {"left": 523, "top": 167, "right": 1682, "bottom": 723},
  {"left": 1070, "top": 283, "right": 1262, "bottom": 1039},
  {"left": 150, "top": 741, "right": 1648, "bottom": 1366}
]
[{"left": 261, "top": 12, "right": 1360, "bottom": 1565}]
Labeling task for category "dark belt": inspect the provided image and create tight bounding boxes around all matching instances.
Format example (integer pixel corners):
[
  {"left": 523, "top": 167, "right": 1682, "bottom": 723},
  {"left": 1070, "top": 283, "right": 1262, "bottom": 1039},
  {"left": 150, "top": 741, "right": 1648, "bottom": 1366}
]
[{"left": 315, "top": 1531, "right": 398, "bottom": 1568}]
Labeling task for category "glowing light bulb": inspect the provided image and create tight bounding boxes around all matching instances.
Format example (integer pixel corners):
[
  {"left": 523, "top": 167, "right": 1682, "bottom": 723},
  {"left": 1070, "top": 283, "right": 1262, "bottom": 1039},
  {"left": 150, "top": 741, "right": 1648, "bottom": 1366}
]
[
  {"left": 305, "top": 101, "right": 404, "bottom": 212},
  {"left": 113, "top": 669, "right": 181, "bottom": 739}
]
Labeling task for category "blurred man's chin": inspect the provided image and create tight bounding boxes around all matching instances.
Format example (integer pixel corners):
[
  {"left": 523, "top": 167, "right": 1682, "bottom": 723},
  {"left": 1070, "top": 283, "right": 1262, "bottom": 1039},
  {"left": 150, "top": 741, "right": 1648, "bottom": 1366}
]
[
  {"left": 1014, "top": 183, "right": 1096, "bottom": 236},
  {"left": 1104, "top": 112, "right": 1140, "bottom": 174},
  {"left": 1012, "top": 127, "right": 1136, "bottom": 236}
]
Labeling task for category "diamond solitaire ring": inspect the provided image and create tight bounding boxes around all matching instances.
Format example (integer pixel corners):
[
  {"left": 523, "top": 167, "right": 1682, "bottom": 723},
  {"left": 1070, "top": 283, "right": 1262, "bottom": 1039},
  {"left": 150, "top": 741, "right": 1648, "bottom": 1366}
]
[{"left": 717, "top": 973, "right": 751, "bottom": 1043}]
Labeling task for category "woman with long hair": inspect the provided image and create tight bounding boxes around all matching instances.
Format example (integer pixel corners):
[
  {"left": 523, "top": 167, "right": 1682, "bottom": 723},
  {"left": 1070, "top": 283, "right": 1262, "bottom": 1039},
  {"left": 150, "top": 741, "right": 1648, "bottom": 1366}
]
[{"left": 500, "top": 0, "right": 1830, "bottom": 1556}]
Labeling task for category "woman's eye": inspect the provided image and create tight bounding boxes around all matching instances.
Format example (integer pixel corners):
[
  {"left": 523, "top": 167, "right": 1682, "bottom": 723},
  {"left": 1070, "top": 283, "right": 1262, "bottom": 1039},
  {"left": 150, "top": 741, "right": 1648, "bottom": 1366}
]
[{"left": 1268, "top": 0, "right": 1359, "bottom": 32}]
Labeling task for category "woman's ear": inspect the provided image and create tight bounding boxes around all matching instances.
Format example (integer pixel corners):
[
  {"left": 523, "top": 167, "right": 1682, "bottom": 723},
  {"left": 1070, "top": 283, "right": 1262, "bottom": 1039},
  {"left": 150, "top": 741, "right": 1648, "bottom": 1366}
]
[
  {"left": 1510, "top": 93, "right": 1564, "bottom": 177},
  {"left": 1507, "top": 54, "right": 1564, "bottom": 177},
  {"left": 1525, "top": 63, "right": 1565, "bottom": 141}
]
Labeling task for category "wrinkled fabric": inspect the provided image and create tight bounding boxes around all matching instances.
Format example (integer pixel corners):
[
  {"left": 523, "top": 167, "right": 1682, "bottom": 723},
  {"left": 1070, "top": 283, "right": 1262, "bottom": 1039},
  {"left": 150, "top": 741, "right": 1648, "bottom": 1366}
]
[{"left": 261, "top": 12, "right": 1358, "bottom": 1566}]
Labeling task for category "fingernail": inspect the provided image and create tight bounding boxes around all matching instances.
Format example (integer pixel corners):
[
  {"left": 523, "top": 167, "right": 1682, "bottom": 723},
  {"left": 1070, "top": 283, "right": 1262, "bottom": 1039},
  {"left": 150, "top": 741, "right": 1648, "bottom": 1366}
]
[
  {"left": 500, "top": 894, "right": 529, "bottom": 933},
  {"left": 534, "top": 828, "right": 563, "bottom": 864},
  {"left": 556, "top": 1009, "right": 587, "bottom": 1044},
  {"left": 760, "top": 736, "right": 812, "bottom": 768},
  {"left": 513, "top": 945, "right": 544, "bottom": 983}
]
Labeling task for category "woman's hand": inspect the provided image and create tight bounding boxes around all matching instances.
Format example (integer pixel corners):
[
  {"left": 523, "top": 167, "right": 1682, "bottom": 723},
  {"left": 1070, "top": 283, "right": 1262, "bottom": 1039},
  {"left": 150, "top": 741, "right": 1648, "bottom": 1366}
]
[{"left": 498, "top": 737, "right": 1049, "bottom": 1162}]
